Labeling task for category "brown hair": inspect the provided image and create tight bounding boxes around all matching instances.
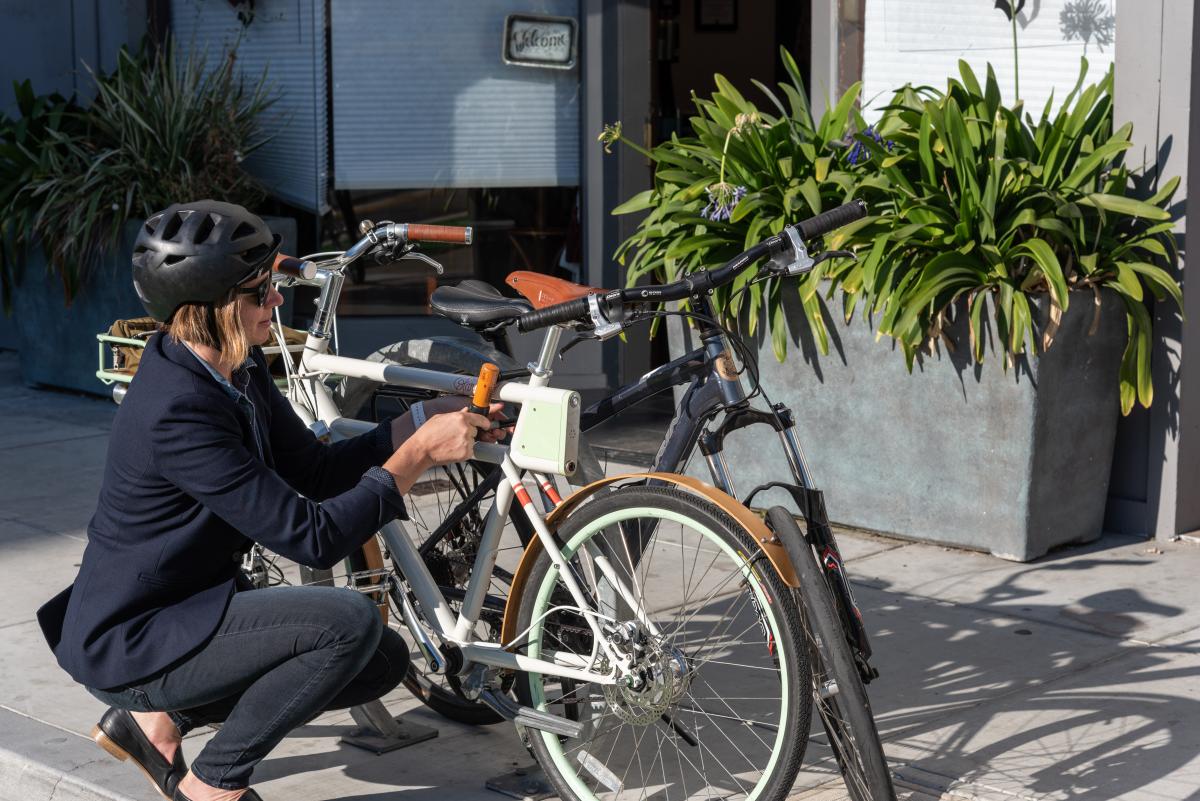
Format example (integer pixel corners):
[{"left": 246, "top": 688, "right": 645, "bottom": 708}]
[{"left": 164, "top": 289, "right": 252, "bottom": 372}]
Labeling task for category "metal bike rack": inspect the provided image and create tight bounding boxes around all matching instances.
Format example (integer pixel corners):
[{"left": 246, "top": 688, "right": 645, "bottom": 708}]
[
  {"left": 485, "top": 762, "right": 555, "bottom": 801},
  {"left": 340, "top": 699, "right": 438, "bottom": 755}
]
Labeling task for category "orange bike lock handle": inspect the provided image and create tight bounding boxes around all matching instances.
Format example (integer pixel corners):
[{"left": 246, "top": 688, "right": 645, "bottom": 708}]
[{"left": 470, "top": 363, "right": 500, "bottom": 416}]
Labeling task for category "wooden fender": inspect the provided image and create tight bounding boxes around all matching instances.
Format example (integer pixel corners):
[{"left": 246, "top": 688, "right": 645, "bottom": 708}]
[
  {"left": 499, "top": 472, "right": 800, "bottom": 649},
  {"left": 358, "top": 538, "right": 389, "bottom": 626}
]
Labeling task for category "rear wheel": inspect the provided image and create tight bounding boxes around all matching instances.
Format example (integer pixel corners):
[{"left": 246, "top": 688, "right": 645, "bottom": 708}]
[{"left": 515, "top": 486, "right": 811, "bottom": 801}]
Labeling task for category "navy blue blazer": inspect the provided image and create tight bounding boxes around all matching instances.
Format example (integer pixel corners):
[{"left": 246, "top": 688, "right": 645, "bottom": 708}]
[{"left": 37, "top": 332, "right": 406, "bottom": 690}]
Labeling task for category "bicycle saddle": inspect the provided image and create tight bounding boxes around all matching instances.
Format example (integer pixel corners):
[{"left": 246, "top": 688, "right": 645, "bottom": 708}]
[
  {"left": 506, "top": 271, "right": 608, "bottom": 309},
  {"left": 430, "top": 279, "right": 533, "bottom": 328}
]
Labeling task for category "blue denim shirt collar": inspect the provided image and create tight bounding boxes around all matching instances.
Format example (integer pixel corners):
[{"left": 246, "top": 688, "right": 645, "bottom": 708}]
[
  {"left": 180, "top": 342, "right": 255, "bottom": 401},
  {"left": 180, "top": 342, "right": 264, "bottom": 460}
]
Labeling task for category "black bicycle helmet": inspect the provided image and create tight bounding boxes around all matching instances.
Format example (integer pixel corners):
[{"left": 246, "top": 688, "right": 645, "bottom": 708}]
[{"left": 131, "top": 200, "right": 281, "bottom": 321}]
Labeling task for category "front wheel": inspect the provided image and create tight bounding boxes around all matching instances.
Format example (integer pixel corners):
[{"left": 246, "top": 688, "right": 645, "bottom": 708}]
[
  {"left": 766, "top": 508, "right": 895, "bottom": 801},
  {"left": 515, "top": 485, "right": 811, "bottom": 801}
]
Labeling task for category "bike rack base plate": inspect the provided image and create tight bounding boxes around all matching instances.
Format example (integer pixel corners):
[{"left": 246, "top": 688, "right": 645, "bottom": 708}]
[
  {"left": 485, "top": 763, "right": 554, "bottom": 800},
  {"left": 340, "top": 701, "right": 438, "bottom": 754}
]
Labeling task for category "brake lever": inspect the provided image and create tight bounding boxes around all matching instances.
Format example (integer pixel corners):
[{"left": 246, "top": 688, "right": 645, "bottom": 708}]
[
  {"left": 558, "top": 334, "right": 592, "bottom": 358},
  {"left": 397, "top": 248, "right": 444, "bottom": 275},
  {"left": 767, "top": 226, "right": 814, "bottom": 276},
  {"left": 811, "top": 249, "right": 856, "bottom": 266}
]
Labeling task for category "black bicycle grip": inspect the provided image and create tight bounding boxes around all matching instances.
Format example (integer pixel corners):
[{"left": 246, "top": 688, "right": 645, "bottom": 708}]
[
  {"left": 516, "top": 297, "right": 591, "bottom": 332},
  {"left": 796, "top": 200, "right": 868, "bottom": 241}
]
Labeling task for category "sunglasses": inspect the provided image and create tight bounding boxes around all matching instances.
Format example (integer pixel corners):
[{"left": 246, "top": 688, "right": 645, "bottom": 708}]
[{"left": 235, "top": 273, "right": 273, "bottom": 307}]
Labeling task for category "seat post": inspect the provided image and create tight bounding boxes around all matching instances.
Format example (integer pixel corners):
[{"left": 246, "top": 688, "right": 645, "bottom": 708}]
[{"left": 528, "top": 327, "right": 563, "bottom": 386}]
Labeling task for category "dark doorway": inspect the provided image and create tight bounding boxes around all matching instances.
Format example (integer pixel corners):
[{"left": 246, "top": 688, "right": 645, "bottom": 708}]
[{"left": 650, "top": 0, "right": 811, "bottom": 144}]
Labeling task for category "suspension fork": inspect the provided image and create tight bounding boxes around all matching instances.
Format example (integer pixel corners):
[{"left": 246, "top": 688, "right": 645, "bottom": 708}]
[{"left": 736, "top": 404, "right": 876, "bottom": 668}]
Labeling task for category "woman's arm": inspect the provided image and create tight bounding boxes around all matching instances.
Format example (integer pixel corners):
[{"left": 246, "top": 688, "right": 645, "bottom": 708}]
[
  {"left": 264, "top": 378, "right": 395, "bottom": 500},
  {"left": 152, "top": 393, "right": 403, "bottom": 569},
  {"left": 382, "top": 405, "right": 497, "bottom": 494},
  {"left": 152, "top": 393, "right": 494, "bottom": 569},
  {"left": 265, "top": 382, "right": 503, "bottom": 501}
]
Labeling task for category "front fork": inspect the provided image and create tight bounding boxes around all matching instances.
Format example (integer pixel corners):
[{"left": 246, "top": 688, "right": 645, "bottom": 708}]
[{"left": 698, "top": 401, "right": 876, "bottom": 674}]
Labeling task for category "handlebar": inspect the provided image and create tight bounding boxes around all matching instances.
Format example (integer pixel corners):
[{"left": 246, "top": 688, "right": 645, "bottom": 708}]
[
  {"left": 516, "top": 297, "right": 594, "bottom": 332},
  {"left": 273, "top": 254, "right": 317, "bottom": 280},
  {"left": 402, "top": 224, "right": 472, "bottom": 245},
  {"left": 516, "top": 200, "right": 868, "bottom": 333},
  {"left": 796, "top": 200, "right": 867, "bottom": 241},
  {"left": 343, "top": 222, "right": 473, "bottom": 264}
]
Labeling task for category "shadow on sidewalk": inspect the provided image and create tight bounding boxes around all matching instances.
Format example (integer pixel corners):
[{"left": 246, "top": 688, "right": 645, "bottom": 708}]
[{"left": 862, "top": 557, "right": 1196, "bottom": 800}]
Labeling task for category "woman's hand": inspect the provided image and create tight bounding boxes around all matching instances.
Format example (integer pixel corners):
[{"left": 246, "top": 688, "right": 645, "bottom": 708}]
[
  {"left": 408, "top": 407, "right": 495, "bottom": 466},
  {"left": 383, "top": 399, "right": 506, "bottom": 494},
  {"left": 391, "top": 396, "right": 508, "bottom": 448}
]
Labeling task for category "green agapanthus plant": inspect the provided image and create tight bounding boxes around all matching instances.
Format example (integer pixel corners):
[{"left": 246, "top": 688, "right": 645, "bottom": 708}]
[
  {"left": 605, "top": 51, "right": 1181, "bottom": 415},
  {"left": 600, "top": 48, "right": 867, "bottom": 361},
  {"left": 833, "top": 59, "right": 1180, "bottom": 413}
]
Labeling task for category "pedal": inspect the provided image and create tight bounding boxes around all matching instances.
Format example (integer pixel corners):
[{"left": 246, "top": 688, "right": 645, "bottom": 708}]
[{"left": 480, "top": 690, "right": 584, "bottom": 738}]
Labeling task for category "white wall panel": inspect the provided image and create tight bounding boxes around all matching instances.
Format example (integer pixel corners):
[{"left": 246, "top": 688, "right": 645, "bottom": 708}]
[
  {"left": 331, "top": 0, "right": 581, "bottom": 189},
  {"left": 862, "top": 0, "right": 1116, "bottom": 118},
  {"left": 171, "top": 0, "right": 328, "bottom": 213}
]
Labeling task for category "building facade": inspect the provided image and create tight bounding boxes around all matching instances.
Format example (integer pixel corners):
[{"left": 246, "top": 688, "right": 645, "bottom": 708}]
[{"left": 1, "top": 0, "right": 1194, "bottom": 541}]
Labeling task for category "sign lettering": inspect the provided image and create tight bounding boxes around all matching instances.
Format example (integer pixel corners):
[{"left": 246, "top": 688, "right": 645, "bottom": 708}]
[{"left": 503, "top": 14, "right": 577, "bottom": 70}]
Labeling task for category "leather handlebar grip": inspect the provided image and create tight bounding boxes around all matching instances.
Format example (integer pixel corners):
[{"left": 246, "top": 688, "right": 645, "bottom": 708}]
[
  {"left": 795, "top": 200, "right": 868, "bottom": 241},
  {"left": 406, "top": 224, "right": 473, "bottom": 245},
  {"left": 273, "top": 254, "right": 317, "bottom": 280},
  {"left": 516, "top": 297, "right": 591, "bottom": 332},
  {"left": 469, "top": 362, "right": 500, "bottom": 416}
]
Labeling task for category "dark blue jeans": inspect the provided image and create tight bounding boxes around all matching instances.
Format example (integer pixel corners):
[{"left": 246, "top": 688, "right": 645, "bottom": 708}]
[{"left": 88, "top": 585, "right": 408, "bottom": 790}]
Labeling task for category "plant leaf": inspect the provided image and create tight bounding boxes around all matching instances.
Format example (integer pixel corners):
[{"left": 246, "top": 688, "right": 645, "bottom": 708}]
[
  {"left": 1079, "top": 193, "right": 1171, "bottom": 220},
  {"left": 1013, "top": 238, "right": 1069, "bottom": 309},
  {"left": 612, "top": 189, "right": 656, "bottom": 214}
]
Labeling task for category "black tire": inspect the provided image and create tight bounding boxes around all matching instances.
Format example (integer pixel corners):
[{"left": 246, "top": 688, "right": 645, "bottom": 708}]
[
  {"left": 768, "top": 508, "right": 895, "bottom": 801},
  {"left": 515, "top": 486, "right": 811, "bottom": 801}
]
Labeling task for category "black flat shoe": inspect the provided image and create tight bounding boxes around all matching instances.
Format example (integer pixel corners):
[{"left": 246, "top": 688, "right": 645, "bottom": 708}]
[
  {"left": 91, "top": 707, "right": 187, "bottom": 800},
  {"left": 174, "top": 787, "right": 263, "bottom": 800}
]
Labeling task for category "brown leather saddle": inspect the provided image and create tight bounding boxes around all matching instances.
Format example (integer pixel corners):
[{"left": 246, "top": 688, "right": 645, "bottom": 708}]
[{"left": 429, "top": 272, "right": 608, "bottom": 331}]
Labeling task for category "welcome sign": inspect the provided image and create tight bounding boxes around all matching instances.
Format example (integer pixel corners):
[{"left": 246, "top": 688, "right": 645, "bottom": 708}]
[{"left": 503, "top": 14, "right": 578, "bottom": 69}]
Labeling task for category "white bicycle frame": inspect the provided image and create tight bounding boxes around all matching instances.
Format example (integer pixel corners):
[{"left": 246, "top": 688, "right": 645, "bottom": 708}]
[{"left": 274, "top": 264, "right": 650, "bottom": 688}]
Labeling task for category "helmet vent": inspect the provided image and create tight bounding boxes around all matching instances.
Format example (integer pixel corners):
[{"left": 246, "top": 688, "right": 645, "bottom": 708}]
[
  {"left": 160, "top": 212, "right": 185, "bottom": 242},
  {"left": 193, "top": 214, "right": 217, "bottom": 244},
  {"left": 232, "top": 221, "right": 257, "bottom": 240},
  {"left": 163, "top": 254, "right": 186, "bottom": 266}
]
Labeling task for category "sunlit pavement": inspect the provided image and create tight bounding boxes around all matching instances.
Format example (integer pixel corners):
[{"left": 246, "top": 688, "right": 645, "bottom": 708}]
[{"left": 2, "top": 351, "right": 1198, "bottom": 801}]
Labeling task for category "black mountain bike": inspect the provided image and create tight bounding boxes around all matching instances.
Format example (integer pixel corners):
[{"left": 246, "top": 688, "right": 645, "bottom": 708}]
[{"left": 342, "top": 199, "right": 895, "bottom": 800}]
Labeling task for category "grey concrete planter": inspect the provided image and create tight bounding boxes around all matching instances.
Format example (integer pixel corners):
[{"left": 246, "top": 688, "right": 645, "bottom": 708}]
[
  {"left": 9, "top": 216, "right": 296, "bottom": 396},
  {"left": 669, "top": 287, "right": 1127, "bottom": 561}
]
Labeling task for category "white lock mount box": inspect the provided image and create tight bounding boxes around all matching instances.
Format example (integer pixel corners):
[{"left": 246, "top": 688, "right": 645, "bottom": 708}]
[{"left": 507, "top": 386, "right": 581, "bottom": 476}]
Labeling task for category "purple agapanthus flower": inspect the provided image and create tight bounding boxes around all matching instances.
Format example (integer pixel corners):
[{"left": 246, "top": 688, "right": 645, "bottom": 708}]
[
  {"left": 700, "top": 183, "right": 747, "bottom": 222},
  {"left": 847, "top": 125, "right": 895, "bottom": 166}
]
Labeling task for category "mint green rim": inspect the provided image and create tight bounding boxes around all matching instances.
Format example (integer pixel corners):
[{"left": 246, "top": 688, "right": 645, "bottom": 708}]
[{"left": 526, "top": 504, "right": 790, "bottom": 801}]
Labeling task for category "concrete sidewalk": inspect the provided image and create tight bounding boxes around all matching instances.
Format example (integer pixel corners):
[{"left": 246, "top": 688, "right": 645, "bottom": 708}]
[{"left": 2, "top": 350, "right": 1198, "bottom": 801}]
